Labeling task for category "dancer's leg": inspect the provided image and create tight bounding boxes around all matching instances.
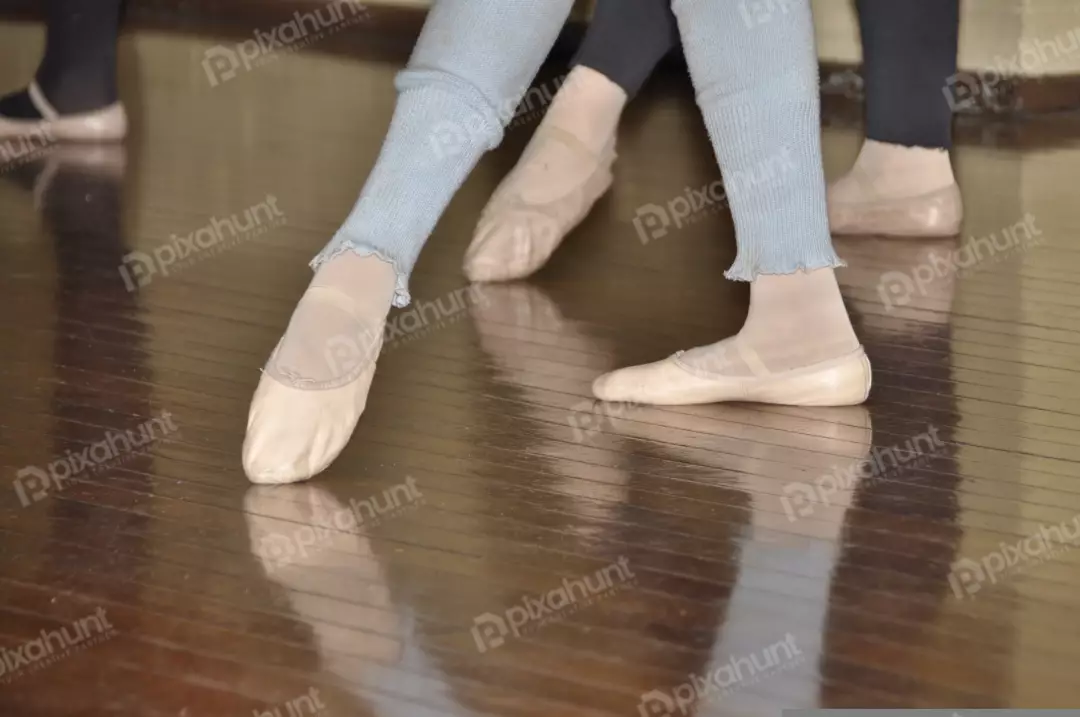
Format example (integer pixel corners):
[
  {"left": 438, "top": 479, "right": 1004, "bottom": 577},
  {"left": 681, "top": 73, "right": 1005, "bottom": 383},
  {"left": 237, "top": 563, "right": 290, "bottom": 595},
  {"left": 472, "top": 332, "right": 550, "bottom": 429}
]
[
  {"left": 593, "top": 0, "right": 870, "bottom": 407},
  {"left": 0, "top": 0, "right": 127, "bottom": 140},
  {"left": 463, "top": 0, "right": 679, "bottom": 282},
  {"left": 829, "top": 0, "right": 962, "bottom": 236},
  {"left": 243, "top": 0, "right": 576, "bottom": 484}
]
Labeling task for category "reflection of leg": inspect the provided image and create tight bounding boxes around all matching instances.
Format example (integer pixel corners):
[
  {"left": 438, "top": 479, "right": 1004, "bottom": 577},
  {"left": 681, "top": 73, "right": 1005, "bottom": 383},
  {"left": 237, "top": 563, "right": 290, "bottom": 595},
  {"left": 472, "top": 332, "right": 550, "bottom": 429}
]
[
  {"left": 703, "top": 410, "right": 871, "bottom": 714},
  {"left": 468, "top": 283, "right": 628, "bottom": 529},
  {"left": 828, "top": 0, "right": 962, "bottom": 236},
  {"left": 463, "top": 0, "right": 679, "bottom": 283},
  {"left": 591, "top": 0, "right": 870, "bottom": 409},
  {"left": 0, "top": 0, "right": 127, "bottom": 140},
  {"left": 243, "top": 0, "right": 576, "bottom": 485},
  {"left": 245, "top": 487, "right": 404, "bottom": 669},
  {"left": 584, "top": 404, "right": 871, "bottom": 713}
]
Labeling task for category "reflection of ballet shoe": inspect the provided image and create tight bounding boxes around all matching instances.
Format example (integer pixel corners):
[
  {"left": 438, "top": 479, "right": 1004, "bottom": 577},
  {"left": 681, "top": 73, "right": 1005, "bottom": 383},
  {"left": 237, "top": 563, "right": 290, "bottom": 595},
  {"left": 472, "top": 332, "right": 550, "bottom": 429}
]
[
  {"left": 833, "top": 234, "right": 961, "bottom": 329},
  {"left": 244, "top": 485, "right": 404, "bottom": 665},
  {"left": 0, "top": 82, "right": 127, "bottom": 142},
  {"left": 724, "top": 405, "right": 874, "bottom": 540},
  {"left": 30, "top": 143, "right": 128, "bottom": 209}
]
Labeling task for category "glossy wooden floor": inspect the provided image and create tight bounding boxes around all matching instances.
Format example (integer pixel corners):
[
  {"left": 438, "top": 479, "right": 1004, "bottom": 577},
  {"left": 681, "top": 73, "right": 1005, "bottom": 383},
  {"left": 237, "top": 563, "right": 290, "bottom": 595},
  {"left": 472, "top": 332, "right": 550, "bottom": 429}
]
[{"left": 3, "top": 13, "right": 1080, "bottom": 717}]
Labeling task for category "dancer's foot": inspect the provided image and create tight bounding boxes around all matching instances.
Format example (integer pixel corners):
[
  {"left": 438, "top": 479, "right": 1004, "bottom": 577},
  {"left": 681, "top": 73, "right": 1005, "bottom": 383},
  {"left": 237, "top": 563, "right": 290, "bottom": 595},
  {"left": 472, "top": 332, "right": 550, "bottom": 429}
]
[
  {"left": 592, "top": 268, "right": 871, "bottom": 406},
  {"left": 0, "top": 82, "right": 127, "bottom": 141},
  {"left": 462, "top": 66, "right": 624, "bottom": 282},
  {"left": 243, "top": 254, "right": 397, "bottom": 484},
  {"left": 0, "top": 0, "right": 126, "bottom": 141},
  {"left": 828, "top": 139, "right": 962, "bottom": 237}
]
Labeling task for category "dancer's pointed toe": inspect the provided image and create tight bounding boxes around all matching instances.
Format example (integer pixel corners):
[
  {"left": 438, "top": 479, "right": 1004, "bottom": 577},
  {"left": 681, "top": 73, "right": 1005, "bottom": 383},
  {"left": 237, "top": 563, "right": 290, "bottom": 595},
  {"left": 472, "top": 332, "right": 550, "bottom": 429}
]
[{"left": 242, "top": 372, "right": 370, "bottom": 484}]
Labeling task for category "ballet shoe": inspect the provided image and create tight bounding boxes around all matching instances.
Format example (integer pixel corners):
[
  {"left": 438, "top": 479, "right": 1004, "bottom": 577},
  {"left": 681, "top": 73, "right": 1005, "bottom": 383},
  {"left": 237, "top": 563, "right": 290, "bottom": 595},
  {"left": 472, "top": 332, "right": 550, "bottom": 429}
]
[
  {"left": 0, "top": 81, "right": 127, "bottom": 142},
  {"left": 829, "top": 183, "right": 963, "bottom": 237},
  {"left": 463, "top": 125, "right": 614, "bottom": 282},
  {"left": 827, "top": 140, "right": 963, "bottom": 237},
  {"left": 243, "top": 293, "right": 384, "bottom": 485},
  {"left": 592, "top": 347, "right": 871, "bottom": 407}
]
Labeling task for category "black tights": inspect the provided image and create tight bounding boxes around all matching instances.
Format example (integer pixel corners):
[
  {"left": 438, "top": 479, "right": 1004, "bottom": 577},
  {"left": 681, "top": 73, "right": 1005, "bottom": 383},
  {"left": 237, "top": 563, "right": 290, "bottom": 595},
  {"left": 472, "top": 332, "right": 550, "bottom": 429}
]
[
  {"left": 572, "top": 0, "right": 960, "bottom": 149},
  {"left": 0, "top": 0, "right": 123, "bottom": 118}
]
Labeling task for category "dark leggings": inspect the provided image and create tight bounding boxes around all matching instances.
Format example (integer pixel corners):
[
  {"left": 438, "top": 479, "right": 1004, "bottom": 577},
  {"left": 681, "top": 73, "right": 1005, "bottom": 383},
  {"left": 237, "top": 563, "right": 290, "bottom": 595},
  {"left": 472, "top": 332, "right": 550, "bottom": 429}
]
[
  {"left": 572, "top": 0, "right": 960, "bottom": 149},
  {"left": 572, "top": 0, "right": 680, "bottom": 99}
]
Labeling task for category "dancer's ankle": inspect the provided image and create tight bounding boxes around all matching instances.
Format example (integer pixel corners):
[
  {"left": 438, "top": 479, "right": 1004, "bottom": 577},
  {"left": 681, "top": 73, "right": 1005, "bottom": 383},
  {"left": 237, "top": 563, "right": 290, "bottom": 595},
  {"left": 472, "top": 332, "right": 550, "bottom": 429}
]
[
  {"left": 542, "top": 65, "right": 627, "bottom": 155},
  {"left": 853, "top": 139, "right": 956, "bottom": 196}
]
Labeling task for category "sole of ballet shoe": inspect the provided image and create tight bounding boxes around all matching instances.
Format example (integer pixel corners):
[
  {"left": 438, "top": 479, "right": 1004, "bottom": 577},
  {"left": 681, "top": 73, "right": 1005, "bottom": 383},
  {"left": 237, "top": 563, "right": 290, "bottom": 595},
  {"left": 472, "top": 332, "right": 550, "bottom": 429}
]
[
  {"left": 592, "top": 347, "right": 872, "bottom": 407},
  {"left": 829, "top": 183, "right": 963, "bottom": 237},
  {"left": 0, "top": 103, "right": 128, "bottom": 142}
]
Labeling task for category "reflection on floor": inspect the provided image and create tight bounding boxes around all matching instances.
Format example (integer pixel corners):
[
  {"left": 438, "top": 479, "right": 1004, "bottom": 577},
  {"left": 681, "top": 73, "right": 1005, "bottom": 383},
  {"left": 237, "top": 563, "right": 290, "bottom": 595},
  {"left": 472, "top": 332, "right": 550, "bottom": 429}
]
[{"left": 2, "top": 12, "right": 1080, "bottom": 717}]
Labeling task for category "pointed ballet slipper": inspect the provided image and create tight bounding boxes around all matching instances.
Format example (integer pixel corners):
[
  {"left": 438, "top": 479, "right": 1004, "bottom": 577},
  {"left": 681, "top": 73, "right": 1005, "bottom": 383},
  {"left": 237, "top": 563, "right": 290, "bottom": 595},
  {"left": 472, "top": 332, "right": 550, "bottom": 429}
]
[
  {"left": 463, "top": 125, "right": 614, "bottom": 282},
  {"left": 592, "top": 347, "right": 871, "bottom": 407},
  {"left": 243, "top": 312, "right": 382, "bottom": 485},
  {"left": 828, "top": 182, "right": 963, "bottom": 237},
  {"left": 0, "top": 81, "right": 127, "bottom": 142},
  {"left": 242, "top": 367, "right": 376, "bottom": 484}
]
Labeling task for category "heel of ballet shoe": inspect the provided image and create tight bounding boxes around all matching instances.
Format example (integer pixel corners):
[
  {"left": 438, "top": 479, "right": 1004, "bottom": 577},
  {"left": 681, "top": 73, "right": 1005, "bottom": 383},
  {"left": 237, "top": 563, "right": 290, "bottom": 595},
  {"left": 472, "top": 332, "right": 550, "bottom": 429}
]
[
  {"left": 830, "top": 184, "right": 963, "bottom": 237},
  {"left": 748, "top": 349, "right": 872, "bottom": 407}
]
